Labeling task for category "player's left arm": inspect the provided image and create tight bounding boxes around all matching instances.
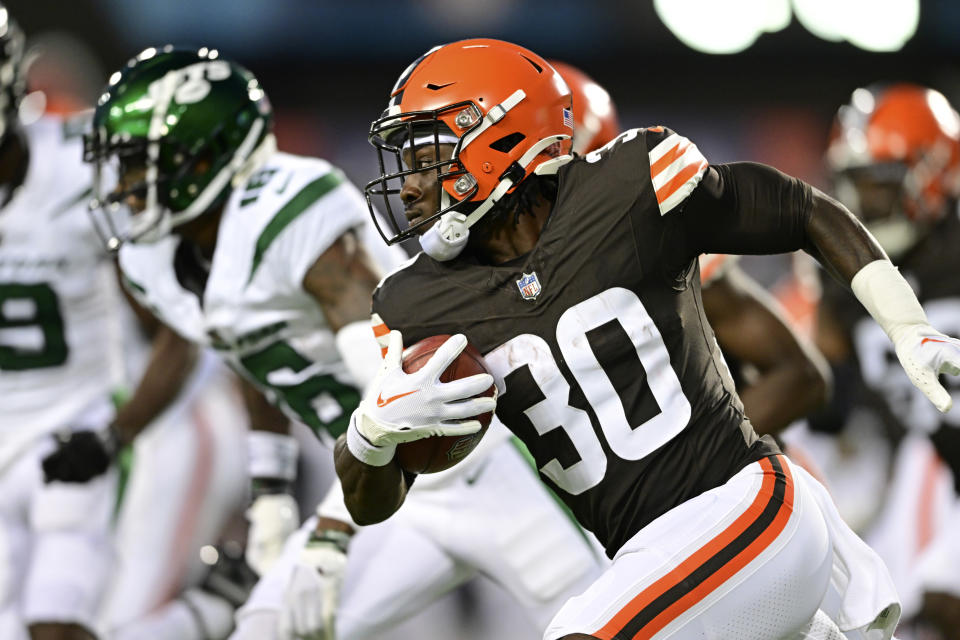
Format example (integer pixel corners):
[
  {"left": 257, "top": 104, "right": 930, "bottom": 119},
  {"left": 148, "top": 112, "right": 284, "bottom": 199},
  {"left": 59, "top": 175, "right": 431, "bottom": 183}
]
[
  {"left": 703, "top": 264, "right": 830, "bottom": 434},
  {"left": 680, "top": 161, "right": 960, "bottom": 412},
  {"left": 41, "top": 288, "right": 198, "bottom": 483}
]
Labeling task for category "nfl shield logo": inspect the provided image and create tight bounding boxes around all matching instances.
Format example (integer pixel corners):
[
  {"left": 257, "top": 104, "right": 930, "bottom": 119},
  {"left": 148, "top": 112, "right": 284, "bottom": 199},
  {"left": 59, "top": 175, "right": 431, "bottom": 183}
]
[{"left": 516, "top": 271, "right": 542, "bottom": 300}]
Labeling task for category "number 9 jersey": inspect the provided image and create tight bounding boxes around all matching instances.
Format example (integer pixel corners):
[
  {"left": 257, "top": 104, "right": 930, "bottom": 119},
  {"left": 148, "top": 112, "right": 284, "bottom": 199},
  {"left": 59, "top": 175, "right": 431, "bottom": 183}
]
[
  {"left": 0, "top": 116, "right": 121, "bottom": 467},
  {"left": 371, "top": 127, "right": 780, "bottom": 557}
]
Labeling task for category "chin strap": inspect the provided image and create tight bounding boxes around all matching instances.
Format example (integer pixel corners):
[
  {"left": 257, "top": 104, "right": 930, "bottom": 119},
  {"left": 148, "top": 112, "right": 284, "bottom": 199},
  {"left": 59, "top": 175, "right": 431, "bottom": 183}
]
[{"left": 420, "top": 134, "right": 573, "bottom": 261}]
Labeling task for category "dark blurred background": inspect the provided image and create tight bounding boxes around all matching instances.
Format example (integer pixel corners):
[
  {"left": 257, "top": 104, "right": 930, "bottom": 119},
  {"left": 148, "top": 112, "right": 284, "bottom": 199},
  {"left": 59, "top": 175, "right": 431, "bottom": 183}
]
[{"left": 8, "top": 0, "right": 960, "bottom": 201}]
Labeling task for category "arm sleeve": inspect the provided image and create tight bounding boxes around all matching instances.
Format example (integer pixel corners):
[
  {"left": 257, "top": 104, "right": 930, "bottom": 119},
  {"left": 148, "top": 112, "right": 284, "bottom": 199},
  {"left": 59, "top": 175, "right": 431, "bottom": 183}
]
[{"left": 673, "top": 162, "right": 813, "bottom": 261}]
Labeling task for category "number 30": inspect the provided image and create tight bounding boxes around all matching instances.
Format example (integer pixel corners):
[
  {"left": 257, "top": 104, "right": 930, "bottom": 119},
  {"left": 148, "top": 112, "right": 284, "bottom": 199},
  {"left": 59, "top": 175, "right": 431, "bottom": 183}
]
[{"left": 485, "top": 287, "right": 691, "bottom": 494}]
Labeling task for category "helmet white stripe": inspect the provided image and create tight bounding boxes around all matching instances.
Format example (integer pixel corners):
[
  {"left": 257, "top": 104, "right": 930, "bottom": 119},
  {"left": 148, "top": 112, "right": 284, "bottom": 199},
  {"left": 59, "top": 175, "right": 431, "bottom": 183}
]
[{"left": 459, "top": 89, "right": 526, "bottom": 151}]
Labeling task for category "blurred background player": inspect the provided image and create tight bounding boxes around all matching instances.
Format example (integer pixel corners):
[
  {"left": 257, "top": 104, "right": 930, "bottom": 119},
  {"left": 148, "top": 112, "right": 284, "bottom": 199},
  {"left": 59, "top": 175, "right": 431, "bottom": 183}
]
[
  {"left": 69, "top": 45, "right": 607, "bottom": 640},
  {"left": 815, "top": 83, "right": 960, "bottom": 638},
  {"left": 0, "top": 10, "right": 251, "bottom": 640},
  {"left": 0, "top": 9, "right": 116, "bottom": 639}
]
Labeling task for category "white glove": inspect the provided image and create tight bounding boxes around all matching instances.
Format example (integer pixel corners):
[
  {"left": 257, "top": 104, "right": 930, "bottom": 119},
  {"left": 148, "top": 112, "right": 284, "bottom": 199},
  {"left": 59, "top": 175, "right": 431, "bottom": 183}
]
[
  {"left": 246, "top": 493, "right": 300, "bottom": 576},
  {"left": 277, "top": 530, "right": 350, "bottom": 640},
  {"left": 891, "top": 324, "right": 960, "bottom": 413},
  {"left": 347, "top": 331, "right": 496, "bottom": 464},
  {"left": 851, "top": 260, "right": 960, "bottom": 414}
]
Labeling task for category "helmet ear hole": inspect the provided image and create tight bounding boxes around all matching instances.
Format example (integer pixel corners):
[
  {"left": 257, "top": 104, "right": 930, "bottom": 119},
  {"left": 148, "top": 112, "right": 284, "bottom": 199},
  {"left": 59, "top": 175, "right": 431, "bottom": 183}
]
[{"left": 489, "top": 132, "right": 526, "bottom": 153}]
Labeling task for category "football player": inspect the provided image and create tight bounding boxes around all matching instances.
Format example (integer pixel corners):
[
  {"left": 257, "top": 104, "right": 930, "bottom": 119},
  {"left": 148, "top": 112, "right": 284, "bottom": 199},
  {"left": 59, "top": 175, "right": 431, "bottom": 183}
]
[
  {"left": 554, "top": 59, "right": 830, "bottom": 436},
  {"left": 72, "top": 46, "right": 606, "bottom": 640},
  {"left": 0, "top": 8, "right": 243, "bottom": 640},
  {"left": 818, "top": 83, "right": 960, "bottom": 638},
  {"left": 338, "top": 39, "right": 960, "bottom": 639},
  {"left": 0, "top": 15, "right": 250, "bottom": 640},
  {"left": 0, "top": 10, "right": 126, "bottom": 639}
]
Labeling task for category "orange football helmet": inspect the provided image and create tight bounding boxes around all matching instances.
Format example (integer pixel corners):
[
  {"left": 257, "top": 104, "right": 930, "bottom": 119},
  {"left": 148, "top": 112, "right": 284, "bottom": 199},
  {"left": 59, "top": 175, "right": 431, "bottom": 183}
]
[
  {"left": 550, "top": 61, "right": 621, "bottom": 155},
  {"left": 828, "top": 84, "right": 960, "bottom": 227},
  {"left": 365, "top": 39, "right": 573, "bottom": 259}
]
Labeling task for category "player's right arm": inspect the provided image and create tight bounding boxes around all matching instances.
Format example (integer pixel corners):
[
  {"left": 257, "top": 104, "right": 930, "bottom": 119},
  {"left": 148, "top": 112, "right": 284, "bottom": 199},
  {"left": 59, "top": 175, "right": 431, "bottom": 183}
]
[{"left": 702, "top": 263, "right": 830, "bottom": 434}]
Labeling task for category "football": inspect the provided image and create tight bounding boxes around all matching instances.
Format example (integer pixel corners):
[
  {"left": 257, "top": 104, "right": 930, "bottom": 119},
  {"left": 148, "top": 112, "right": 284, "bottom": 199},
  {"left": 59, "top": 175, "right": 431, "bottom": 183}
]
[{"left": 395, "top": 335, "right": 496, "bottom": 474}]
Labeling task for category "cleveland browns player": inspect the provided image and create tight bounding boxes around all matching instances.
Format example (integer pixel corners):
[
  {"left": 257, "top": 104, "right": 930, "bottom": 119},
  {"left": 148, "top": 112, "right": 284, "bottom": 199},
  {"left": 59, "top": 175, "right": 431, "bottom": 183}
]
[
  {"left": 336, "top": 39, "right": 960, "bottom": 639},
  {"left": 818, "top": 83, "right": 960, "bottom": 640}
]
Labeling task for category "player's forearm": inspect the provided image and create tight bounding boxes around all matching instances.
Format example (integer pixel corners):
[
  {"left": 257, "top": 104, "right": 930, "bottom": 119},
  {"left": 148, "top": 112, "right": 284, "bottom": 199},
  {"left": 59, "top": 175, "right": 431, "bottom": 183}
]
[
  {"left": 739, "top": 361, "right": 828, "bottom": 435},
  {"left": 334, "top": 433, "right": 407, "bottom": 526},
  {"left": 112, "top": 325, "right": 198, "bottom": 444},
  {"left": 803, "top": 188, "right": 887, "bottom": 284}
]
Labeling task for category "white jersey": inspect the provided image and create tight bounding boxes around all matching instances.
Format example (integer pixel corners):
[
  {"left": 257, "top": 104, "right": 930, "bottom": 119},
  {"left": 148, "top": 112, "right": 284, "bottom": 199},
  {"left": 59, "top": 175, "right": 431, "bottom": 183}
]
[
  {"left": 0, "top": 116, "right": 123, "bottom": 460},
  {"left": 119, "top": 151, "right": 406, "bottom": 439}
]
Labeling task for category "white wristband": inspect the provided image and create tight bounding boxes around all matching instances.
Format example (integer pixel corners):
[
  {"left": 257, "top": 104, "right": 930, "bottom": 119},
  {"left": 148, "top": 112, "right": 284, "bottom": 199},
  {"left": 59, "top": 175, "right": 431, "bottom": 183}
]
[
  {"left": 850, "top": 259, "right": 929, "bottom": 342},
  {"left": 346, "top": 411, "right": 396, "bottom": 467},
  {"left": 247, "top": 431, "right": 299, "bottom": 481}
]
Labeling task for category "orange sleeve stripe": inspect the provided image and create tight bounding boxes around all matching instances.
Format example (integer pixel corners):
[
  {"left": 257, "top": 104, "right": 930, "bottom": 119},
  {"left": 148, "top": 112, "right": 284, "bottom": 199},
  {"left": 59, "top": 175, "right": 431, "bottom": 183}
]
[
  {"left": 372, "top": 323, "right": 389, "bottom": 337},
  {"left": 655, "top": 160, "right": 707, "bottom": 205},
  {"left": 380, "top": 346, "right": 389, "bottom": 358},
  {"left": 594, "top": 456, "right": 795, "bottom": 640},
  {"left": 648, "top": 125, "right": 664, "bottom": 132},
  {"left": 649, "top": 141, "right": 688, "bottom": 178}
]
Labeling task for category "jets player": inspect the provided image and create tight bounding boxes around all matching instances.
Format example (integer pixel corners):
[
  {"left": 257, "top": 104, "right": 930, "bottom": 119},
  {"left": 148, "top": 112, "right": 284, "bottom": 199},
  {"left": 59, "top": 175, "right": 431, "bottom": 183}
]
[
  {"left": 554, "top": 59, "right": 830, "bottom": 436},
  {"left": 338, "top": 38, "right": 960, "bottom": 639},
  {"left": 0, "top": 11, "right": 123, "bottom": 640},
  {"left": 0, "top": 10, "right": 234, "bottom": 640},
  {"left": 817, "top": 83, "right": 960, "bottom": 637},
  {"left": 77, "top": 46, "right": 606, "bottom": 640}
]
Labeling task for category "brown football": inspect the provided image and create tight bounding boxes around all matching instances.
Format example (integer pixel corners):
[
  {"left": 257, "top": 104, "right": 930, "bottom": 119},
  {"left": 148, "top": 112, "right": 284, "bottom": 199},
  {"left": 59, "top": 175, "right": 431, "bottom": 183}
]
[{"left": 395, "top": 335, "right": 495, "bottom": 474}]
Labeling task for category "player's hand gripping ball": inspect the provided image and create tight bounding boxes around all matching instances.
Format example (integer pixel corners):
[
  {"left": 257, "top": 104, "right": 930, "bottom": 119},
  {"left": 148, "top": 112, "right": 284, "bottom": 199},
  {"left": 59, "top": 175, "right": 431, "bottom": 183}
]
[{"left": 396, "top": 335, "right": 496, "bottom": 473}]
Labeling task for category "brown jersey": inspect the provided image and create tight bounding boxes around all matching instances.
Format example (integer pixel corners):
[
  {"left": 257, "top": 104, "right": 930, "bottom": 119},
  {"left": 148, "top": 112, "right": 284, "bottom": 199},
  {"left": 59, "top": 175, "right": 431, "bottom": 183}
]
[{"left": 372, "top": 127, "right": 780, "bottom": 556}]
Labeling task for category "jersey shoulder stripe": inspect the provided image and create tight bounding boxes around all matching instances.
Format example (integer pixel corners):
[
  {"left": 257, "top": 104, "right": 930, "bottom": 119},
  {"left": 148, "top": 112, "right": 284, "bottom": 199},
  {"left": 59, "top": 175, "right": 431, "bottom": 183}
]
[
  {"left": 647, "top": 132, "right": 708, "bottom": 217},
  {"left": 247, "top": 169, "right": 345, "bottom": 284}
]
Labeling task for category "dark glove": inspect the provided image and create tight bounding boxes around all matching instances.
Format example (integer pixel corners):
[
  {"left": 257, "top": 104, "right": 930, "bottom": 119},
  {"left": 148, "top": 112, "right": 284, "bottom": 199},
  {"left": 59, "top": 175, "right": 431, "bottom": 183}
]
[{"left": 42, "top": 427, "right": 120, "bottom": 483}]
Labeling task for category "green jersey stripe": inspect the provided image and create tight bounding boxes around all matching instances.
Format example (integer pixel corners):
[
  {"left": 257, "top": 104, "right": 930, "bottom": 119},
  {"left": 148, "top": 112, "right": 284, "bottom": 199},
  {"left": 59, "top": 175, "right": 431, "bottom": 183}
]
[{"left": 247, "top": 170, "right": 345, "bottom": 284}]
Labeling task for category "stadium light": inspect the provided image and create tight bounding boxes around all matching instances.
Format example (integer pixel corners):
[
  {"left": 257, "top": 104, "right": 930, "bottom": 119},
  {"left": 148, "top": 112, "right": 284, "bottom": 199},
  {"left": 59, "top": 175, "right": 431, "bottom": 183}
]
[
  {"left": 792, "top": 0, "right": 919, "bottom": 52},
  {"left": 655, "top": 0, "right": 919, "bottom": 54},
  {"left": 653, "top": 0, "right": 791, "bottom": 55}
]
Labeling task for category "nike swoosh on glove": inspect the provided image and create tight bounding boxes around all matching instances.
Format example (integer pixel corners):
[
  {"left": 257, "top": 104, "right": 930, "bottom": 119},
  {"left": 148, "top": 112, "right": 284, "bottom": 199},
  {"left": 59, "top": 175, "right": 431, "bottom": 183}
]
[
  {"left": 278, "top": 530, "right": 350, "bottom": 640},
  {"left": 353, "top": 331, "right": 496, "bottom": 448},
  {"left": 892, "top": 324, "right": 960, "bottom": 413}
]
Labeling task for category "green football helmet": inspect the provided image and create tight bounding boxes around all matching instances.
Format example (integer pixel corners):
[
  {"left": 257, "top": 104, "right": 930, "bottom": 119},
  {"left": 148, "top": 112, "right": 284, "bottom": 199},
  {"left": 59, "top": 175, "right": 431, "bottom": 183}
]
[{"left": 84, "top": 45, "right": 274, "bottom": 248}]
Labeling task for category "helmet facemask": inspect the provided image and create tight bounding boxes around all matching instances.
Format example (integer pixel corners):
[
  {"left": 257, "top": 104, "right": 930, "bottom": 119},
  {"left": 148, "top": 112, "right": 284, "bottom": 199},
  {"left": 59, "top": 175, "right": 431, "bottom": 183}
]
[
  {"left": 85, "top": 110, "right": 271, "bottom": 249},
  {"left": 0, "top": 6, "right": 24, "bottom": 148},
  {"left": 365, "top": 101, "right": 482, "bottom": 246}
]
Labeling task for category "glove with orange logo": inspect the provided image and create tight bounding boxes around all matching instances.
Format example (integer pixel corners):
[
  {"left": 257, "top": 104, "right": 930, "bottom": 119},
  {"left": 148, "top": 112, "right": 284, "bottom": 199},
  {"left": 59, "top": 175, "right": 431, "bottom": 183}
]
[{"left": 345, "top": 330, "right": 496, "bottom": 466}]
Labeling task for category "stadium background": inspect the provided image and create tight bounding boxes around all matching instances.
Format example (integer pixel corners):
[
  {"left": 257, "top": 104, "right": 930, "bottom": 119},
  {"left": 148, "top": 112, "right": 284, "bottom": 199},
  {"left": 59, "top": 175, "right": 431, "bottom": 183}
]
[{"left": 6, "top": 1, "right": 957, "bottom": 637}]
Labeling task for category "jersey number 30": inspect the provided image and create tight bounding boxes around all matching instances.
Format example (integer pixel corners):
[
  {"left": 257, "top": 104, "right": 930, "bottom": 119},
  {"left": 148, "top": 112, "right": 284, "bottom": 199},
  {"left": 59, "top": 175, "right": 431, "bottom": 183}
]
[
  {"left": 0, "top": 283, "right": 69, "bottom": 371},
  {"left": 485, "top": 287, "right": 691, "bottom": 495}
]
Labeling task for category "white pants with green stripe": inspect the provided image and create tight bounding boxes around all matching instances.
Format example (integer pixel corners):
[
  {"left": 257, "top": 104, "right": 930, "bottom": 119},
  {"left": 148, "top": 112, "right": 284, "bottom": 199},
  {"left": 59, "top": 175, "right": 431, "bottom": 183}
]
[{"left": 233, "top": 436, "right": 606, "bottom": 639}]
